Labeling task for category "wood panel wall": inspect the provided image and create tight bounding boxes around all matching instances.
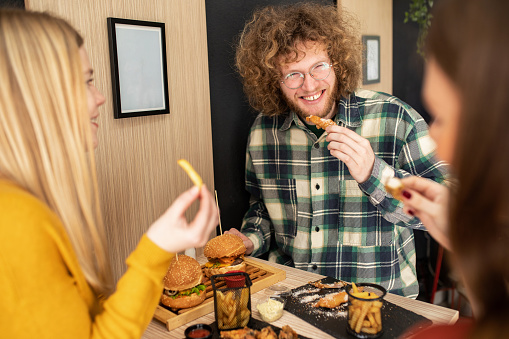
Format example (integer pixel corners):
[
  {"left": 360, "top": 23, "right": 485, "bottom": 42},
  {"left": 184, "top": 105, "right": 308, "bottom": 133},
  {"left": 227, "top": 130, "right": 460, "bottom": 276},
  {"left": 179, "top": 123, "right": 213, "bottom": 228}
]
[
  {"left": 341, "top": 0, "right": 393, "bottom": 94},
  {"left": 26, "top": 0, "right": 215, "bottom": 281}
]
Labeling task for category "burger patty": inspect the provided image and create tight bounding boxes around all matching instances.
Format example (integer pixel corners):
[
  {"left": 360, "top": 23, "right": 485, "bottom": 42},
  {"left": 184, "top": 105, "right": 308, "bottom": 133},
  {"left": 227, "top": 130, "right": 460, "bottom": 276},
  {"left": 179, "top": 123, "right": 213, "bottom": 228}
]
[
  {"left": 205, "top": 256, "right": 244, "bottom": 269},
  {"left": 231, "top": 257, "right": 244, "bottom": 266}
]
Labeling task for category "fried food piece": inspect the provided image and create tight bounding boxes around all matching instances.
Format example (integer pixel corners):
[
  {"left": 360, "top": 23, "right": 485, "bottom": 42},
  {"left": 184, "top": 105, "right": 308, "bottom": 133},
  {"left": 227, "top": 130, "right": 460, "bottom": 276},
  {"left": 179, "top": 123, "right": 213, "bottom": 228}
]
[
  {"left": 220, "top": 326, "right": 257, "bottom": 339},
  {"left": 305, "top": 115, "right": 336, "bottom": 129},
  {"left": 384, "top": 176, "right": 404, "bottom": 201},
  {"left": 258, "top": 326, "right": 277, "bottom": 339},
  {"left": 221, "top": 325, "right": 299, "bottom": 339},
  {"left": 313, "top": 291, "right": 348, "bottom": 308},
  {"left": 177, "top": 159, "right": 203, "bottom": 187},
  {"left": 309, "top": 280, "right": 347, "bottom": 289},
  {"left": 279, "top": 325, "right": 299, "bottom": 339}
]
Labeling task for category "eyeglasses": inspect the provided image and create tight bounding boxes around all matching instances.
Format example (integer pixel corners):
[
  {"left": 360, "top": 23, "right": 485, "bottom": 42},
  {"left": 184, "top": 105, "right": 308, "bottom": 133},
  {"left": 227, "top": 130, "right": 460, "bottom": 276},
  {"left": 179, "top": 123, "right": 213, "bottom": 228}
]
[{"left": 280, "top": 61, "right": 334, "bottom": 89}]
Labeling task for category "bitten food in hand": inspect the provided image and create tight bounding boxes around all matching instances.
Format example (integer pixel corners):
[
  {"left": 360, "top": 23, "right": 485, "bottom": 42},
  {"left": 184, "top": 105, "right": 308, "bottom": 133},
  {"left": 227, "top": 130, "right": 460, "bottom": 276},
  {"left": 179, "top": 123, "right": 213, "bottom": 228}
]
[
  {"left": 305, "top": 115, "right": 336, "bottom": 129},
  {"left": 384, "top": 177, "right": 404, "bottom": 201}
]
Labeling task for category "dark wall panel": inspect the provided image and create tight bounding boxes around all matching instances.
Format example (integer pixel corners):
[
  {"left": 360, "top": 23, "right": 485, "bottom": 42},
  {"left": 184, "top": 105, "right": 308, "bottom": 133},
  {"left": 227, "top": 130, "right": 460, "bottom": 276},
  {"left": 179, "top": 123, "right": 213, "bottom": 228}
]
[
  {"left": 392, "top": 0, "right": 429, "bottom": 123},
  {"left": 0, "top": 0, "right": 24, "bottom": 8}
]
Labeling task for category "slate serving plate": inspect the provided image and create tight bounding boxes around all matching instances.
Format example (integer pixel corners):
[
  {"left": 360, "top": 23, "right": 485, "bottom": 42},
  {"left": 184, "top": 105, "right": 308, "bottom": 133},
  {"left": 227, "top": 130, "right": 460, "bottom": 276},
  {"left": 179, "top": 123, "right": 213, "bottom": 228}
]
[
  {"left": 208, "top": 317, "right": 312, "bottom": 339},
  {"left": 283, "top": 277, "right": 432, "bottom": 339}
]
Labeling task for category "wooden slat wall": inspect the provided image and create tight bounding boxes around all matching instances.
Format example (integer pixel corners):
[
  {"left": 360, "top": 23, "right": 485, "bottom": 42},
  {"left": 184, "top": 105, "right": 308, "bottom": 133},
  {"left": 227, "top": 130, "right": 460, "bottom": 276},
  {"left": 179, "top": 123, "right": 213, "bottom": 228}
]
[
  {"left": 341, "top": 0, "right": 393, "bottom": 94},
  {"left": 26, "top": 0, "right": 214, "bottom": 281}
]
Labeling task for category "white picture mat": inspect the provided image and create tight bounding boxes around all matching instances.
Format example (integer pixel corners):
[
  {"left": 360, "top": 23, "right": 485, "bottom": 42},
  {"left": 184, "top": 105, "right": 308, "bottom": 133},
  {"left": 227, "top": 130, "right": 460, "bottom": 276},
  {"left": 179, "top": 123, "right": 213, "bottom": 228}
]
[
  {"left": 115, "top": 24, "right": 166, "bottom": 113},
  {"left": 366, "top": 39, "right": 380, "bottom": 81}
]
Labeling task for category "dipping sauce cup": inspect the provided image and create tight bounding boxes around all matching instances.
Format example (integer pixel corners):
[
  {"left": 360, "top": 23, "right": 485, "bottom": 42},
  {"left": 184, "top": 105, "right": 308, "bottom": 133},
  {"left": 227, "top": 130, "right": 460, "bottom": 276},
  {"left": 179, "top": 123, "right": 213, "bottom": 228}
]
[
  {"left": 345, "top": 283, "right": 387, "bottom": 338},
  {"left": 256, "top": 295, "right": 285, "bottom": 323},
  {"left": 224, "top": 270, "right": 246, "bottom": 288},
  {"left": 184, "top": 323, "right": 212, "bottom": 339}
]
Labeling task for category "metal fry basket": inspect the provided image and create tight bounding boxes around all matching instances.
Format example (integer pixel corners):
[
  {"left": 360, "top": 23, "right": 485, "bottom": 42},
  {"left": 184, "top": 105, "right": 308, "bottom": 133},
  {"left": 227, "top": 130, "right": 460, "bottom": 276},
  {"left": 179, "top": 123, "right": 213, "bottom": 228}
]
[{"left": 211, "top": 272, "right": 252, "bottom": 330}]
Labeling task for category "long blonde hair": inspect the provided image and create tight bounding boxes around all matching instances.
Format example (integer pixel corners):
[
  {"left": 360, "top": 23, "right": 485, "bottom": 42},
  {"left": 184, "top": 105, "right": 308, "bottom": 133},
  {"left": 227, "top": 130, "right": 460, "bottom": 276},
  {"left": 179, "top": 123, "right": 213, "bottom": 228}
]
[{"left": 0, "top": 9, "right": 113, "bottom": 296}]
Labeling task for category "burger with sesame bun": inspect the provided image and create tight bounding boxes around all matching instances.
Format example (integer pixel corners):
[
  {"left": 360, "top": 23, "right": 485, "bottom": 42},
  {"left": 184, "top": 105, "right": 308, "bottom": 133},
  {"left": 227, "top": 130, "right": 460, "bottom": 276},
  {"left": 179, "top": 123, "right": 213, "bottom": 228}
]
[
  {"left": 203, "top": 233, "right": 247, "bottom": 277},
  {"left": 160, "top": 254, "right": 206, "bottom": 309}
]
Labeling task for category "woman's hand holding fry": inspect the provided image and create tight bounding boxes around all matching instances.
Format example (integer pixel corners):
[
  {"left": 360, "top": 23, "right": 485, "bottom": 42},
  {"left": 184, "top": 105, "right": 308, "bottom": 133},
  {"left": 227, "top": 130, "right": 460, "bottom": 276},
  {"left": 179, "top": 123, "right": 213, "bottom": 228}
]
[{"left": 146, "top": 185, "right": 218, "bottom": 253}]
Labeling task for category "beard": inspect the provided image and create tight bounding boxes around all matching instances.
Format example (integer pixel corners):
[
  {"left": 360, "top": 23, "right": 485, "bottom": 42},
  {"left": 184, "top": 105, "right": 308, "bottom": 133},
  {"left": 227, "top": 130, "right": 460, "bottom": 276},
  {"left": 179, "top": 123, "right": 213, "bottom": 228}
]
[{"left": 283, "top": 79, "right": 339, "bottom": 121}]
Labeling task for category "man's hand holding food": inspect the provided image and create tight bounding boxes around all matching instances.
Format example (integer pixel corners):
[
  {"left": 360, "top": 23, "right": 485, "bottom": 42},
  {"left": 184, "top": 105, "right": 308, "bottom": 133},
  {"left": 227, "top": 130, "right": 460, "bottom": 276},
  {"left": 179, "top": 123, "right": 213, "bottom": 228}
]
[{"left": 325, "top": 125, "right": 375, "bottom": 184}]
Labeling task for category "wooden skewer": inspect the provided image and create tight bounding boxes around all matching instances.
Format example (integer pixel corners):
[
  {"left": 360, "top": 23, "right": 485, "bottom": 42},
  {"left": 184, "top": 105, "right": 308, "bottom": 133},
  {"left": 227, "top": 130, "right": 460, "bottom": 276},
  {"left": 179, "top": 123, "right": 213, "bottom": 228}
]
[{"left": 214, "top": 190, "right": 223, "bottom": 235}]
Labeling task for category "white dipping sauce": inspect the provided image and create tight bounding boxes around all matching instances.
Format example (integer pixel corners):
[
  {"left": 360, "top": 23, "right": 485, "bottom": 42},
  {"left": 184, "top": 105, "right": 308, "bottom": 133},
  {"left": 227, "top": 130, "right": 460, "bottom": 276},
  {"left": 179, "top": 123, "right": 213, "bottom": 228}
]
[{"left": 257, "top": 298, "right": 284, "bottom": 323}]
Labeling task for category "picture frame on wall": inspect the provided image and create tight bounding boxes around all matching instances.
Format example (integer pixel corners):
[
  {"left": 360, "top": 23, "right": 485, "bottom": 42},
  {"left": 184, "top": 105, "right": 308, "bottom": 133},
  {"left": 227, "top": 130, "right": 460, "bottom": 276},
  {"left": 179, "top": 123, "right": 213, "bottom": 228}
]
[
  {"left": 362, "top": 35, "right": 381, "bottom": 85},
  {"left": 107, "top": 18, "right": 170, "bottom": 119}
]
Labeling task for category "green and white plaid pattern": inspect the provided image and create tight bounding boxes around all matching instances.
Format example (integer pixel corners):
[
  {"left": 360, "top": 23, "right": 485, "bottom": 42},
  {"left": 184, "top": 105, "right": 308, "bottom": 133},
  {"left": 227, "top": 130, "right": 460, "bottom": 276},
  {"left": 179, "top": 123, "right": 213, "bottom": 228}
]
[{"left": 241, "top": 89, "right": 448, "bottom": 298}]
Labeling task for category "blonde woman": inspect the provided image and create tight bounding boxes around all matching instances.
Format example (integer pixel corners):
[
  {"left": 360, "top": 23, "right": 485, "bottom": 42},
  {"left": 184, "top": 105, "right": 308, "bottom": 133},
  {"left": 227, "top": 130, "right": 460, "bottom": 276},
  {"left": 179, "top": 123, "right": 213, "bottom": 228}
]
[{"left": 0, "top": 9, "right": 218, "bottom": 338}]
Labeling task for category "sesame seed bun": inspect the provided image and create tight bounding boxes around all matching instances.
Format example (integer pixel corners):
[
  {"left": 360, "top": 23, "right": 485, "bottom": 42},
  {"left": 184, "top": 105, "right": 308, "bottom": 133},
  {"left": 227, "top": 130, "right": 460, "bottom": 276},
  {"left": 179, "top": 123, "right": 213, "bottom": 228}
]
[
  {"left": 204, "top": 234, "right": 246, "bottom": 259},
  {"left": 160, "top": 255, "right": 206, "bottom": 309},
  {"left": 163, "top": 254, "right": 203, "bottom": 291}
]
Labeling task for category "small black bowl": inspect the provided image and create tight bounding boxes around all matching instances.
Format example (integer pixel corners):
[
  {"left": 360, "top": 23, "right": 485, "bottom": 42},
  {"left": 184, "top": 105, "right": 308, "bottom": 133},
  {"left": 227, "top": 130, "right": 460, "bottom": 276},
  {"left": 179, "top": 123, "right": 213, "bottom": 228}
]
[{"left": 184, "top": 323, "right": 213, "bottom": 339}]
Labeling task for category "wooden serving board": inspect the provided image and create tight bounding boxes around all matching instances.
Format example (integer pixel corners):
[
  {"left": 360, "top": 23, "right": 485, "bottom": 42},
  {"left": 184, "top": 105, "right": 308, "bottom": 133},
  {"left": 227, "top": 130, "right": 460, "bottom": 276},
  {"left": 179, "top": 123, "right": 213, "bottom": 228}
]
[{"left": 153, "top": 257, "right": 286, "bottom": 331}]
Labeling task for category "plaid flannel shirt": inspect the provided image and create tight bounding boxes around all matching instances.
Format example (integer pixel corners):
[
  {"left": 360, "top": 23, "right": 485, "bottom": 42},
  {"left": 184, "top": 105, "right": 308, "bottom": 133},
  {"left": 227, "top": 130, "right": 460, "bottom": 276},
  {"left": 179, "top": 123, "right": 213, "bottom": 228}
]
[{"left": 240, "top": 89, "right": 448, "bottom": 298}]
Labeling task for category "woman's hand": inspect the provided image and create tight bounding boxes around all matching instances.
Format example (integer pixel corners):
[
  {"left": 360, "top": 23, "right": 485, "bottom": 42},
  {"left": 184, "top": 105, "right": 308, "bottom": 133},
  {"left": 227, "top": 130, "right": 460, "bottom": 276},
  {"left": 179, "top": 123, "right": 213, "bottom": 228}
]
[
  {"left": 146, "top": 185, "right": 218, "bottom": 253},
  {"left": 326, "top": 125, "right": 375, "bottom": 183},
  {"left": 224, "top": 228, "right": 254, "bottom": 255},
  {"left": 400, "top": 176, "right": 452, "bottom": 250}
]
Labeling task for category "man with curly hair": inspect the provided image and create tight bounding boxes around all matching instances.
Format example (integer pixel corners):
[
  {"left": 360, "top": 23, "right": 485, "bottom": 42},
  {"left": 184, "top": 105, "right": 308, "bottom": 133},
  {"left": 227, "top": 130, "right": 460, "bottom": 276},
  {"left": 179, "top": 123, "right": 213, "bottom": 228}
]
[{"left": 225, "top": 2, "right": 448, "bottom": 298}]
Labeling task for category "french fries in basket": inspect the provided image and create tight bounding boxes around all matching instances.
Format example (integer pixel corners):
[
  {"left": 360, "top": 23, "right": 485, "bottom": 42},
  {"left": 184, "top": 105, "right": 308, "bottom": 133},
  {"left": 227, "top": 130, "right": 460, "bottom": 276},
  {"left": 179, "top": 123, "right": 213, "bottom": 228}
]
[
  {"left": 216, "top": 289, "right": 251, "bottom": 330},
  {"left": 348, "top": 283, "right": 383, "bottom": 335}
]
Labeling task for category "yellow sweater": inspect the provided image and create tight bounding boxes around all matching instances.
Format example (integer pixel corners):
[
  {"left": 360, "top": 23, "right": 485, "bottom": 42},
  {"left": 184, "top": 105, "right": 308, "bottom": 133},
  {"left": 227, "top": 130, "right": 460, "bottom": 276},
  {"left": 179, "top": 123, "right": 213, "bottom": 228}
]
[{"left": 0, "top": 180, "right": 174, "bottom": 338}]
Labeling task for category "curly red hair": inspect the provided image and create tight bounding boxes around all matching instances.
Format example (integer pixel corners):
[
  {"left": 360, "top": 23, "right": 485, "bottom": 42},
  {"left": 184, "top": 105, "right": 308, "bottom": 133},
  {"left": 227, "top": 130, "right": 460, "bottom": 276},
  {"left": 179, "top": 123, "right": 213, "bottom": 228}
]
[{"left": 235, "top": 2, "right": 362, "bottom": 117}]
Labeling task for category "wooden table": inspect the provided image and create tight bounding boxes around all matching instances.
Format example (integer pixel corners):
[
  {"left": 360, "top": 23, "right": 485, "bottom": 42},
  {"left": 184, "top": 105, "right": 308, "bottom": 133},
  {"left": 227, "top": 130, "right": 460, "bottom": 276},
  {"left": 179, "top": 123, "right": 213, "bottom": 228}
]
[{"left": 143, "top": 257, "right": 459, "bottom": 339}]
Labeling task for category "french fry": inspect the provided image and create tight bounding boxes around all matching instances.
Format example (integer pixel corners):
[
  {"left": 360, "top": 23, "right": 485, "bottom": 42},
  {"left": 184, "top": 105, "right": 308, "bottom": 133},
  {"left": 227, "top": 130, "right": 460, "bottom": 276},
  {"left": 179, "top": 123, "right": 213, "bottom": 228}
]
[
  {"left": 227, "top": 310, "right": 235, "bottom": 323},
  {"left": 348, "top": 288, "right": 383, "bottom": 336},
  {"left": 367, "top": 312, "right": 377, "bottom": 327},
  {"left": 361, "top": 327, "right": 379, "bottom": 334},
  {"left": 375, "top": 308, "right": 382, "bottom": 326},
  {"left": 350, "top": 307, "right": 361, "bottom": 329},
  {"left": 225, "top": 290, "right": 233, "bottom": 303},
  {"left": 217, "top": 290, "right": 225, "bottom": 301},
  {"left": 355, "top": 301, "right": 371, "bottom": 333},
  {"left": 177, "top": 159, "right": 203, "bottom": 187},
  {"left": 352, "top": 282, "right": 359, "bottom": 294},
  {"left": 216, "top": 288, "right": 251, "bottom": 330},
  {"left": 350, "top": 291, "right": 379, "bottom": 299},
  {"left": 241, "top": 288, "right": 249, "bottom": 308}
]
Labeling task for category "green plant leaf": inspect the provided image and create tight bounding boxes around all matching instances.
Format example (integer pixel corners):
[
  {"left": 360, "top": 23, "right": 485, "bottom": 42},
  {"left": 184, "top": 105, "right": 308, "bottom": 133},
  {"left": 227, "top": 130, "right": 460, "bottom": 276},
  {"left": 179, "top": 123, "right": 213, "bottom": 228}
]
[{"left": 404, "top": 0, "right": 434, "bottom": 58}]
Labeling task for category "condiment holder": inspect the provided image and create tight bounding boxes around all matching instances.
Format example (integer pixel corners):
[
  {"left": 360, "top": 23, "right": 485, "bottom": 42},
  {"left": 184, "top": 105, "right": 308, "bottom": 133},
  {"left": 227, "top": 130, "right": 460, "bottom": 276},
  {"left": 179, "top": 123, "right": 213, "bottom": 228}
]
[
  {"left": 224, "top": 270, "right": 246, "bottom": 288},
  {"left": 184, "top": 323, "right": 212, "bottom": 339},
  {"left": 256, "top": 295, "right": 285, "bottom": 323},
  {"left": 345, "top": 283, "right": 387, "bottom": 338},
  {"left": 211, "top": 272, "right": 252, "bottom": 330},
  {"left": 265, "top": 284, "right": 291, "bottom": 297}
]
